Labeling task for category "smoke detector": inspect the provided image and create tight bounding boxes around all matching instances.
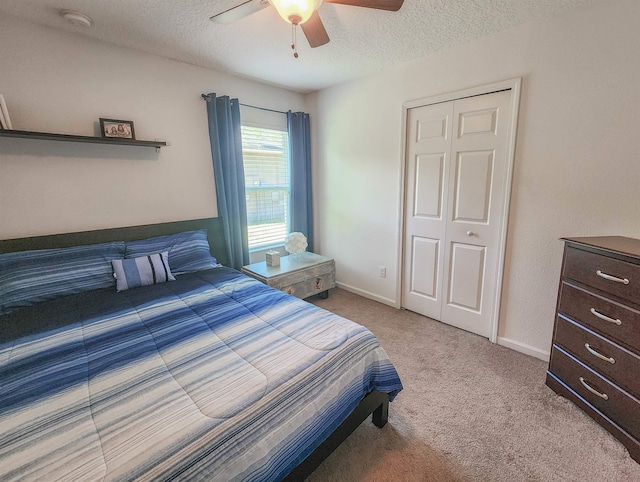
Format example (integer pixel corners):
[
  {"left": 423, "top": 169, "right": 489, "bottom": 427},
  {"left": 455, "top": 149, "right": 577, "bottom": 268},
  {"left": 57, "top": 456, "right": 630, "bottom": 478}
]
[{"left": 61, "top": 9, "right": 92, "bottom": 28}]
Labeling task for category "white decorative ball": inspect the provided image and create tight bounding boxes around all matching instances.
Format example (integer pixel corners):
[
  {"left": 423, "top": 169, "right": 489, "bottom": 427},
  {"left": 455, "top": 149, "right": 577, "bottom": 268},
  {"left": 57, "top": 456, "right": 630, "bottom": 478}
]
[{"left": 284, "top": 232, "right": 308, "bottom": 255}]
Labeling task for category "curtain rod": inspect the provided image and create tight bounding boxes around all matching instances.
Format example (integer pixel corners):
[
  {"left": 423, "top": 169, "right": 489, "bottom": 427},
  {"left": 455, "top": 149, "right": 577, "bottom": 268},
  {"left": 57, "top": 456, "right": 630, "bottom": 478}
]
[
  {"left": 240, "top": 103, "right": 287, "bottom": 115},
  {"left": 201, "top": 94, "right": 287, "bottom": 115}
]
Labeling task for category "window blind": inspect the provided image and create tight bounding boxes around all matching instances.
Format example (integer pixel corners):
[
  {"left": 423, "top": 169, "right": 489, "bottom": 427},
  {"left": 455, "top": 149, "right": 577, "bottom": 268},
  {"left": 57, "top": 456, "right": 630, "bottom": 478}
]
[{"left": 241, "top": 126, "right": 290, "bottom": 249}]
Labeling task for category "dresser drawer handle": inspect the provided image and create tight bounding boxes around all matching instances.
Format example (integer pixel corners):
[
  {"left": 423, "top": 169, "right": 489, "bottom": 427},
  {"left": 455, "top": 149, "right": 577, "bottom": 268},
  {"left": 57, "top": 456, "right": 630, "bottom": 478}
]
[
  {"left": 584, "top": 343, "right": 615, "bottom": 364},
  {"left": 589, "top": 308, "right": 622, "bottom": 326},
  {"left": 579, "top": 377, "right": 609, "bottom": 401},
  {"left": 595, "top": 270, "right": 629, "bottom": 285}
]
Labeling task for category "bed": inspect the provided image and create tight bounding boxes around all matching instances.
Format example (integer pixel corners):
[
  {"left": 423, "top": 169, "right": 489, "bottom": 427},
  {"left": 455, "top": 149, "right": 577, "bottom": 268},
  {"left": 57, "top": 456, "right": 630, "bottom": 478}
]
[{"left": 0, "top": 218, "right": 403, "bottom": 481}]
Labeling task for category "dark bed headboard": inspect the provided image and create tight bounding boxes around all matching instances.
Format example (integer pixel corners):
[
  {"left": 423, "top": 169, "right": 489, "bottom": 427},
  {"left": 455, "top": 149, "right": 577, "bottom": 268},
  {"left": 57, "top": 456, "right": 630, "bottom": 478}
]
[{"left": 0, "top": 217, "right": 229, "bottom": 267}]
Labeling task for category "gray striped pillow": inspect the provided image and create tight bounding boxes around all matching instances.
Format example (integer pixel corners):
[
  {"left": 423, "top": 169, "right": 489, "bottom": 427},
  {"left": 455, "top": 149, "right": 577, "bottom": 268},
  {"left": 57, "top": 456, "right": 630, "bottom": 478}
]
[
  {"left": 124, "top": 229, "right": 218, "bottom": 274},
  {"left": 112, "top": 252, "right": 175, "bottom": 292}
]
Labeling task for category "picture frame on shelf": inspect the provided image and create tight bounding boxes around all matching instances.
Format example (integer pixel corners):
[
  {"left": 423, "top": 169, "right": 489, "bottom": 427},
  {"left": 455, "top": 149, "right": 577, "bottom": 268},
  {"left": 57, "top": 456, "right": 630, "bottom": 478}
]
[
  {"left": 0, "top": 95, "right": 12, "bottom": 130},
  {"left": 99, "top": 118, "right": 135, "bottom": 139}
]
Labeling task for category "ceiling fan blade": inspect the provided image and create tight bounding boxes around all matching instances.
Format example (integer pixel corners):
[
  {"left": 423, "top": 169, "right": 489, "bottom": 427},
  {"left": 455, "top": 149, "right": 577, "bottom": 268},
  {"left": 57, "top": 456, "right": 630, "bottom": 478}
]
[
  {"left": 210, "top": 0, "right": 270, "bottom": 24},
  {"left": 324, "top": 0, "right": 404, "bottom": 12},
  {"left": 301, "top": 11, "right": 330, "bottom": 48}
]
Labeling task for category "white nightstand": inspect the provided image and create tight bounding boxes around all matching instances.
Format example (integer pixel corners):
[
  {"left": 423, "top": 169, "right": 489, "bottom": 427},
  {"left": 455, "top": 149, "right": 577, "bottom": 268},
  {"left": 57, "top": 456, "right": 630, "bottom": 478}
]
[{"left": 241, "top": 252, "right": 336, "bottom": 299}]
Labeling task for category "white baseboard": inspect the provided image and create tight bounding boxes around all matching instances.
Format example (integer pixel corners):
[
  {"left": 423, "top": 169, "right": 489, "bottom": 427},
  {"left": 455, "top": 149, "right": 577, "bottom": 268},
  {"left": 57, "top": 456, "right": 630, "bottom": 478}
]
[
  {"left": 333, "top": 283, "right": 550, "bottom": 362},
  {"left": 335, "top": 282, "right": 396, "bottom": 307},
  {"left": 497, "top": 336, "right": 550, "bottom": 362}
]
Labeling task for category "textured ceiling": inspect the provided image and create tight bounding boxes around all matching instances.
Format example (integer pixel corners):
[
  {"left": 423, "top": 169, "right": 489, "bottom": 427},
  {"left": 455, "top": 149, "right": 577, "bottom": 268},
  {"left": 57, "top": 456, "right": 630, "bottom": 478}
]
[{"left": 0, "top": 0, "right": 598, "bottom": 93}]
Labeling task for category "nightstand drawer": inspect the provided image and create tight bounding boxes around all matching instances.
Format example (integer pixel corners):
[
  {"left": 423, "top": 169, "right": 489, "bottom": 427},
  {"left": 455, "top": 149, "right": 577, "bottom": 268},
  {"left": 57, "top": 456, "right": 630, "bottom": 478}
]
[
  {"left": 267, "top": 260, "right": 334, "bottom": 288},
  {"left": 550, "top": 346, "right": 640, "bottom": 440},
  {"left": 558, "top": 282, "right": 640, "bottom": 351},
  {"left": 563, "top": 246, "right": 640, "bottom": 303},
  {"left": 554, "top": 315, "right": 640, "bottom": 397},
  {"left": 278, "top": 271, "right": 335, "bottom": 298}
]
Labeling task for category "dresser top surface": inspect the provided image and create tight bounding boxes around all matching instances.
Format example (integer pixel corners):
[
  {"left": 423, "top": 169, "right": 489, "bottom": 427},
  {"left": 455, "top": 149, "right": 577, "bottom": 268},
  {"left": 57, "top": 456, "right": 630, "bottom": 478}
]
[{"left": 562, "top": 236, "right": 640, "bottom": 259}]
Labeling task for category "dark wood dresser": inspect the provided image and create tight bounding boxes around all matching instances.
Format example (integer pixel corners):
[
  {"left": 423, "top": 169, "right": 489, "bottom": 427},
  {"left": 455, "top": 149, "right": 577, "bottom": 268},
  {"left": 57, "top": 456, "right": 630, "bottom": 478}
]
[{"left": 547, "top": 236, "right": 640, "bottom": 463}]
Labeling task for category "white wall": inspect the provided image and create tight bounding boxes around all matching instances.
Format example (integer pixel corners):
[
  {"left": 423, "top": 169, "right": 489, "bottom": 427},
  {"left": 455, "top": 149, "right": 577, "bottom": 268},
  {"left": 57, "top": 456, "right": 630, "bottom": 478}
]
[
  {"left": 0, "top": 17, "right": 305, "bottom": 239},
  {"left": 308, "top": 0, "right": 640, "bottom": 358}
]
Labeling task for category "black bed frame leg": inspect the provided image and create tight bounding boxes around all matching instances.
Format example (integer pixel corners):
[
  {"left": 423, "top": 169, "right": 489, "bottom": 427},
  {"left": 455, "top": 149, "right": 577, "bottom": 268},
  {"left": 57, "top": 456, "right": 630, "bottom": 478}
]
[{"left": 372, "top": 399, "right": 388, "bottom": 428}]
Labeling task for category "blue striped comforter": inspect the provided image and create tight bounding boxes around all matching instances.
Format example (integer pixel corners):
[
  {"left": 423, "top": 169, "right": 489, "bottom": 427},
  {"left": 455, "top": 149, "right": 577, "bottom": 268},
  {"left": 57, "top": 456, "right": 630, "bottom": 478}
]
[{"left": 0, "top": 268, "right": 402, "bottom": 481}]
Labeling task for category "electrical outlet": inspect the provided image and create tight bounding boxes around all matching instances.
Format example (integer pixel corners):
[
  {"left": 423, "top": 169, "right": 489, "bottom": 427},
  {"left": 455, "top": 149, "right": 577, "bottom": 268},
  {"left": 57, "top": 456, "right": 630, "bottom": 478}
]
[{"left": 379, "top": 266, "right": 386, "bottom": 278}]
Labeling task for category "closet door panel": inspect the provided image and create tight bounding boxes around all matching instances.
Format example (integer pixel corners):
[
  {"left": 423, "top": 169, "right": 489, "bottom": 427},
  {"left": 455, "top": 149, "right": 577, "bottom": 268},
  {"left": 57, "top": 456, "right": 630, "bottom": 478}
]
[
  {"left": 452, "top": 150, "right": 494, "bottom": 223},
  {"left": 402, "top": 103, "right": 454, "bottom": 320},
  {"left": 409, "top": 236, "right": 440, "bottom": 299},
  {"left": 441, "top": 90, "right": 512, "bottom": 338},
  {"left": 447, "top": 242, "right": 485, "bottom": 311},
  {"left": 414, "top": 153, "right": 445, "bottom": 218}
]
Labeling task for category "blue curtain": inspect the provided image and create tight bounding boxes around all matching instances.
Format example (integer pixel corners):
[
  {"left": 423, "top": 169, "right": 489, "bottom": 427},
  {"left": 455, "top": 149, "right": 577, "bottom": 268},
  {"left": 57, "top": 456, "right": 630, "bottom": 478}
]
[
  {"left": 287, "top": 111, "right": 314, "bottom": 252},
  {"left": 205, "top": 93, "right": 249, "bottom": 270}
]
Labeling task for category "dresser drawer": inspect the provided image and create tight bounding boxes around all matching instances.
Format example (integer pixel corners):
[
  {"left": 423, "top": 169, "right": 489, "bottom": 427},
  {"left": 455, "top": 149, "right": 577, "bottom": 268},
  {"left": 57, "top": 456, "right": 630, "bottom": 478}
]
[
  {"left": 549, "top": 346, "right": 640, "bottom": 440},
  {"left": 558, "top": 282, "right": 640, "bottom": 351},
  {"left": 554, "top": 315, "right": 640, "bottom": 397},
  {"left": 563, "top": 246, "right": 640, "bottom": 303}
]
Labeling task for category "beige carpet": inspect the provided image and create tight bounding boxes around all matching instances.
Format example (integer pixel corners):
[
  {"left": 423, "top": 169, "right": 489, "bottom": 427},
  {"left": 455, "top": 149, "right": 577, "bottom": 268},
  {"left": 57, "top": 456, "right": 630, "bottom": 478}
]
[{"left": 308, "top": 288, "right": 640, "bottom": 481}]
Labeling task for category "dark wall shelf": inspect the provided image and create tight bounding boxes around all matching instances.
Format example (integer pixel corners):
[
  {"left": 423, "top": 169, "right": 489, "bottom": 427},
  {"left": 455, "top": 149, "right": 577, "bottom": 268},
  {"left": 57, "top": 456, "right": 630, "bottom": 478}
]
[{"left": 0, "top": 129, "right": 167, "bottom": 148}]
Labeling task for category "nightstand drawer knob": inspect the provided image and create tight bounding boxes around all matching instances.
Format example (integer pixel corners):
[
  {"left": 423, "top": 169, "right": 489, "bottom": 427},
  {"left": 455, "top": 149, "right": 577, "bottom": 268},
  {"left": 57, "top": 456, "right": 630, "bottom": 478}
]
[
  {"left": 584, "top": 343, "right": 615, "bottom": 364},
  {"left": 590, "top": 308, "right": 622, "bottom": 326},
  {"left": 596, "top": 269, "right": 629, "bottom": 285},
  {"left": 579, "top": 377, "right": 609, "bottom": 400}
]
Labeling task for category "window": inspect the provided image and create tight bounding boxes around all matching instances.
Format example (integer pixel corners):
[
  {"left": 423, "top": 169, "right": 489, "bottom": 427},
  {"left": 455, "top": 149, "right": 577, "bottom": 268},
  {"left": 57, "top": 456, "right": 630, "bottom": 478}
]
[{"left": 241, "top": 125, "right": 290, "bottom": 250}]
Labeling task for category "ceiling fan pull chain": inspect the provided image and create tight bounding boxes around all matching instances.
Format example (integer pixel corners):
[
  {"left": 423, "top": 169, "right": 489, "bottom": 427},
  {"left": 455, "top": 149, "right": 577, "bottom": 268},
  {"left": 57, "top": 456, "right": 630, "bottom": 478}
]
[{"left": 291, "top": 23, "right": 299, "bottom": 58}]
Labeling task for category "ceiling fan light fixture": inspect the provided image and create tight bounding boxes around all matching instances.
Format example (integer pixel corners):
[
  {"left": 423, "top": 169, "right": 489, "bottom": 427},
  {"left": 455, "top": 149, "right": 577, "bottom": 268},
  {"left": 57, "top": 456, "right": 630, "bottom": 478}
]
[
  {"left": 269, "top": 0, "right": 322, "bottom": 25},
  {"left": 61, "top": 9, "right": 93, "bottom": 28}
]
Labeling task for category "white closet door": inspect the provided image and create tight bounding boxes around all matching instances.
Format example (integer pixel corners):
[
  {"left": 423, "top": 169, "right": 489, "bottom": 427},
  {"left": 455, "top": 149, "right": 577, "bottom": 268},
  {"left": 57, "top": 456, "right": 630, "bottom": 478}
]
[
  {"left": 440, "top": 90, "right": 511, "bottom": 337},
  {"left": 402, "top": 89, "right": 513, "bottom": 338},
  {"left": 402, "top": 102, "right": 454, "bottom": 320}
]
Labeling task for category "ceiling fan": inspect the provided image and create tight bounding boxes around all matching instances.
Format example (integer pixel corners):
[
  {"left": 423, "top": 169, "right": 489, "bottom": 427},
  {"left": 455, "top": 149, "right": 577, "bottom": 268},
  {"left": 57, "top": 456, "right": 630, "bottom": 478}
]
[{"left": 211, "top": 0, "right": 404, "bottom": 56}]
